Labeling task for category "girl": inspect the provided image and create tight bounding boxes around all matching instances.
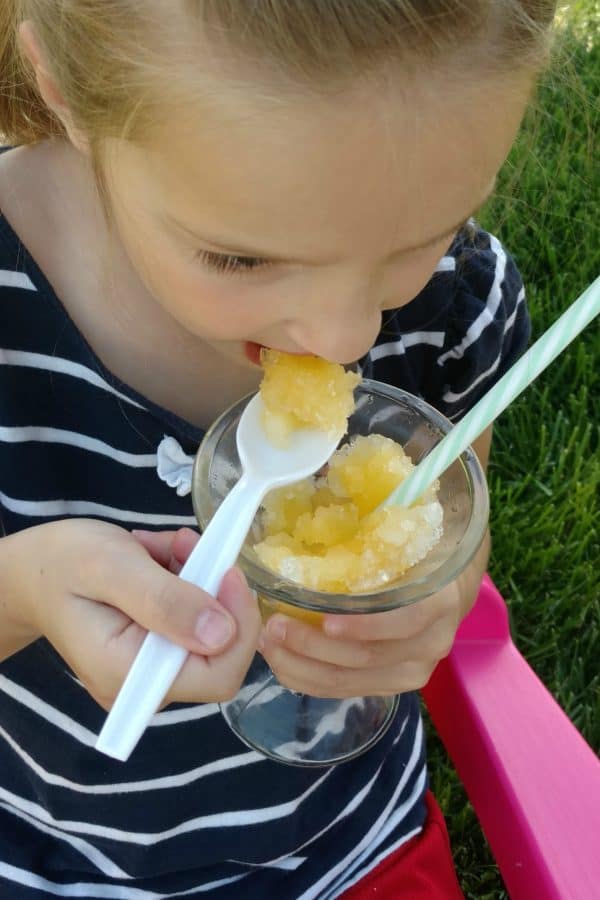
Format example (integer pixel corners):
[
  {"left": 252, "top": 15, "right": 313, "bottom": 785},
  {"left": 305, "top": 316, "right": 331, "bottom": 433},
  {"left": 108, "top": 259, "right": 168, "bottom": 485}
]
[{"left": 0, "top": 2, "right": 554, "bottom": 897}]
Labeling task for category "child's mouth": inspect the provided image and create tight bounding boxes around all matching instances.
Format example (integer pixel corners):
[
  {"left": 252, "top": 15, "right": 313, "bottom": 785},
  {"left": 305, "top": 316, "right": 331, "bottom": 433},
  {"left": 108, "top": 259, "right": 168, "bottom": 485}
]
[
  {"left": 244, "top": 342, "right": 312, "bottom": 366},
  {"left": 244, "top": 341, "right": 264, "bottom": 366}
]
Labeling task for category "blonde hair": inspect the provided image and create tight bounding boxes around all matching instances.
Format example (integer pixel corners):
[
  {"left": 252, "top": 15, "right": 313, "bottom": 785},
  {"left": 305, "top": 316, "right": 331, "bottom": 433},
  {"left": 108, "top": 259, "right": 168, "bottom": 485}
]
[{"left": 0, "top": 0, "right": 557, "bottom": 148}]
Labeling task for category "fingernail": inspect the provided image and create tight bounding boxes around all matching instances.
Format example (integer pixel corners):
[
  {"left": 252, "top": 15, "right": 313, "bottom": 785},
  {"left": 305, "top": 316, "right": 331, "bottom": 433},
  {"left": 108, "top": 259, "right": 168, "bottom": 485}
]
[
  {"left": 194, "top": 609, "right": 234, "bottom": 649},
  {"left": 168, "top": 554, "right": 182, "bottom": 575},
  {"left": 226, "top": 568, "right": 251, "bottom": 599},
  {"left": 267, "top": 617, "right": 287, "bottom": 642},
  {"left": 324, "top": 618, "right": 345, "bottom": 637}
]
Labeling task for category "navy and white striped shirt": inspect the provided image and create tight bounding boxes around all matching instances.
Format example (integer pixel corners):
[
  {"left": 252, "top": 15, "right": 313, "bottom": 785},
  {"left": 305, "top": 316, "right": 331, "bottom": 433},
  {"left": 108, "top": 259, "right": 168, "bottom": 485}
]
[{"left": 0, "top": 206, "right": 528, "bottom": 898}]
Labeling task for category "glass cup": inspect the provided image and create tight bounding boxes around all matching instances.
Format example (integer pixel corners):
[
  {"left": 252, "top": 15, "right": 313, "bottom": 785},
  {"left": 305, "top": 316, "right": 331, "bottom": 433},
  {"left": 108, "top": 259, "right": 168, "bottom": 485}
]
[{"left": 192, "top": 380, "right": 489, "bottom": 767}]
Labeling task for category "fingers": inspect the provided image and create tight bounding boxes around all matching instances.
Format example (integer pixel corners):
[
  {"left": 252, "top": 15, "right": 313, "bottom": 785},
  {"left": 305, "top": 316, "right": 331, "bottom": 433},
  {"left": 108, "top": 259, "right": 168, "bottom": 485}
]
[
  {"left": 120, "top": 559, "right": 236, "bottom": 654},
  {"left": 43, "top": 591, "right": 151, "bottom": 711},
  {"left": 23, "top": 520, "right": 260, "bottom": 712},
  {"left": 165, "top": 569, "right": 261, "bottom": 705},
  {"left": 70, "top": 530, "right": 247, "bottom": 656},
  {"left": 170, "top": 528, "right": 202, "bottom": 569},
  {"left": 55, "top": 572, "right": 261, "bottom": 710},
  {"left": 262, "top": 613, "right": 455, "bottom": 671},
  {"left": 258, "top": 593, "right": 459, "bottom": 698},
  {"left": 131, "top": 528, "right": 200, "bottom": 574},
  {"left": 261, "top": 641, "right": 433, "bottom": 697},
  {"left": 262, "top": 616, "right": 376, "bottom": 669},
  {"left": 321, "top": 587, "right": 458, "bottom": 642}
]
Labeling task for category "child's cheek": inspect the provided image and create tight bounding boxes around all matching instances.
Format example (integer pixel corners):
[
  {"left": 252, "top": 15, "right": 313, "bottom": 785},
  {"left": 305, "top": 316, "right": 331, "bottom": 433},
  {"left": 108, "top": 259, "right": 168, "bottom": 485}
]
[
  {"left": 382, "top": 246, "right": 453, "bottom": 310},
  {"left": 142, "top": 253, "right": 277, "bottom": 339}
]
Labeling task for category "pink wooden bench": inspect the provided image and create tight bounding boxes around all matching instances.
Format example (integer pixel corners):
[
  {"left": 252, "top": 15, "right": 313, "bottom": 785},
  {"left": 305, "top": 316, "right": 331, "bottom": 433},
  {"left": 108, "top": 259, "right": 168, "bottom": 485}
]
[{"left": 422, "top": 574, "right": 600, "bottom": 899}]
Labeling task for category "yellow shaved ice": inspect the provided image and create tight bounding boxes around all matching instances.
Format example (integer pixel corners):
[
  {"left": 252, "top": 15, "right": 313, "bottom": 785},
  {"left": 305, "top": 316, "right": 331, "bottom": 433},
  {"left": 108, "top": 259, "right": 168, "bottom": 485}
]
[
  {"left": 253, "top": 434, "right": 443, "bottom": 593},
  {"left": 259, "top": 349, "right": 360, "bottom": 446}
]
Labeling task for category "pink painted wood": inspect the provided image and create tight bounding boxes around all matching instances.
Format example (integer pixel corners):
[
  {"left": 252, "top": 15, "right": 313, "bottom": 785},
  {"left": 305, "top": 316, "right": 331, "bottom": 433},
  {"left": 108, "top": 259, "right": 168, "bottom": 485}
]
[{"left": 422, "top": 574, "right": 600, "bottom": 899}]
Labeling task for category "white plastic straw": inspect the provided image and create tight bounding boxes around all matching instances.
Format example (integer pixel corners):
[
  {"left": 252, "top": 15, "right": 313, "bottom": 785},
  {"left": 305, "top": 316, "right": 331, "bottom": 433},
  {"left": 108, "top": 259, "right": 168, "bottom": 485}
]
[{"left": 385, "top": 274, "right": 600, "bottom": 508}]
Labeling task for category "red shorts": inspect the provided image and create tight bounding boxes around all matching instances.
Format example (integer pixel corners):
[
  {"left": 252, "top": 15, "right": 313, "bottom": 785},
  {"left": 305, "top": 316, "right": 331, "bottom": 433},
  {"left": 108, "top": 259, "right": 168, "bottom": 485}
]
[{"left": 339, "top": 791, "right": 464, "bottom": 899}]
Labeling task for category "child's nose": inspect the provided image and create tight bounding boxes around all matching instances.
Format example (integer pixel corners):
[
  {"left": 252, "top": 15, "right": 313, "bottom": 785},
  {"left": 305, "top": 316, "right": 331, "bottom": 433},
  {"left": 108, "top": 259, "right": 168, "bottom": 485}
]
[
  {"left": 290, "top": 304, "right": 382, "bottom": 365},
  {"left": 287, "top": 268, "right": 389, "bottom": 363}
]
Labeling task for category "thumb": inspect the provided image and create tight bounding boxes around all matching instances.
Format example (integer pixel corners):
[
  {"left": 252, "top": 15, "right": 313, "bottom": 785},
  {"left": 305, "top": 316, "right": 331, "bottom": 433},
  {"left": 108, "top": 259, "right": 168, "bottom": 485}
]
[
  {"left": 82, "top": 539, "right": 243, "bottom": 656},
  {"left": 144, "top": 566, "right": 240, "bottom": 655}
]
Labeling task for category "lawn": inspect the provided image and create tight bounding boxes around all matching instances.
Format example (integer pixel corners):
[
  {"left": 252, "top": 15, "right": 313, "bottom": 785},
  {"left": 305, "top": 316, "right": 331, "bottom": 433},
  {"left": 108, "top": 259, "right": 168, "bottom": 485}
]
[{"left": 425, "top": 4, "right": 600, "bottom": 896}]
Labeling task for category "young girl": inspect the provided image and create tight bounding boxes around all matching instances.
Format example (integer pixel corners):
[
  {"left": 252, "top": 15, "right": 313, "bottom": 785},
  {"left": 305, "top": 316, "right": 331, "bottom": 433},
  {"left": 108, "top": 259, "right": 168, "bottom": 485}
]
[{"left": 0, "top": 2, "right": 555, "bottom": 897}]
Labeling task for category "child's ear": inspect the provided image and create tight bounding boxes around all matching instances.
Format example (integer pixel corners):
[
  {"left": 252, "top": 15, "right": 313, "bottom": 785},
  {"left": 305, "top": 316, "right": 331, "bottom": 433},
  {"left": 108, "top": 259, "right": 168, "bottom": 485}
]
[{"left": 18, "top": 20, "right": 90, "bottom": 155}]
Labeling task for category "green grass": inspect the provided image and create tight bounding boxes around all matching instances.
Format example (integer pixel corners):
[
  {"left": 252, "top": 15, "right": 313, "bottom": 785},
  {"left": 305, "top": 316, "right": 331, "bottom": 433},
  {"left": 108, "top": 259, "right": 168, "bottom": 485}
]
[{"left": 424, "top": 6, "right": 600, "bottom": 897}]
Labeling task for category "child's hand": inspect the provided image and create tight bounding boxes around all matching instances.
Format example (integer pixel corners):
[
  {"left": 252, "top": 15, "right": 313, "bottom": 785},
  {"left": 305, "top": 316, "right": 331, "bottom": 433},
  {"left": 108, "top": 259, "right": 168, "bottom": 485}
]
[
  {"left": 5, "top": 521, "right": 260, "bottom": 710},
  {"left": 258, "top": 581, "right": 466, "bottom": 698}
]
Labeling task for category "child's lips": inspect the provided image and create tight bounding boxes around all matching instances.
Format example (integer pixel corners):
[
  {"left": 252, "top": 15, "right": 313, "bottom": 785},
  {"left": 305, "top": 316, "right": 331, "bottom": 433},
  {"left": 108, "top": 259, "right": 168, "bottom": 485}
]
[
  {"left": 244, "top": 342, "right": 313, "bottom": 366},
  {"left": 244, "top": 341, "right": 264, "bottom": 366}
]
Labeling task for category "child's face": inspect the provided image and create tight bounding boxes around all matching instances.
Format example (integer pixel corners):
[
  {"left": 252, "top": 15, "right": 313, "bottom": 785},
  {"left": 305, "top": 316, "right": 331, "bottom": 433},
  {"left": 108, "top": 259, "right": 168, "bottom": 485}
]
[{"left": 102, "top": 70, "right": 530, "bottom": 368}]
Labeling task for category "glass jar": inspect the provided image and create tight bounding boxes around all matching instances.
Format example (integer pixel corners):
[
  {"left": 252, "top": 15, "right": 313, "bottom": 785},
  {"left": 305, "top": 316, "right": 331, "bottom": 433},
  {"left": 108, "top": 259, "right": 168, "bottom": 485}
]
[{"left": 192, "top": 380, "right": 488, "bottom": 766}]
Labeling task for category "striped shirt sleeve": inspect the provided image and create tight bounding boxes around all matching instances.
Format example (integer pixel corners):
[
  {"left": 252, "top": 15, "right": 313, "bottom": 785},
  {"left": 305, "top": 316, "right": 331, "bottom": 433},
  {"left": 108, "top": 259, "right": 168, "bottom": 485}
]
[
  {"left": 366, "top": 226, "right": 531, "bottom": 423},
  {"left": 429, "top": 228, "right": 530, "bottom": 421}
]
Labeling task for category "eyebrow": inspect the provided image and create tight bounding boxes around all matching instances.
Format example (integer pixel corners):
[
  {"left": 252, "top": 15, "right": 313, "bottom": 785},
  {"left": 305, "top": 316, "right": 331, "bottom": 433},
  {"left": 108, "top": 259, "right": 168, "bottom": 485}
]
[{"left": 168, "top": 186, "right": 495, "bottom": 263}]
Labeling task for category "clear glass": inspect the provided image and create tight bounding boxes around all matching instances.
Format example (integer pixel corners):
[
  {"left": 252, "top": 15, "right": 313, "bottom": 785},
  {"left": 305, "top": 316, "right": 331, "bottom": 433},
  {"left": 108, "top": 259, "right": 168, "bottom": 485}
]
[{"left": 192, "top": 380, "right": 489, "bottom": 766}]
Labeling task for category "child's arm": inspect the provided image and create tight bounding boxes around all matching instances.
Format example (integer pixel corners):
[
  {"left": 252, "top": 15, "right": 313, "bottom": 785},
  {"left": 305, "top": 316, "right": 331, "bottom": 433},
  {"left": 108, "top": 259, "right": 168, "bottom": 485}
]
[
  {"left": 0, "top": 534, "right": 42, "bottom": 660},
  {"left": 258, "top": 427, "right": 493, "bottom": 699},
  {"left": 0, "top": 521, "right": 261, "bottom": 709}
]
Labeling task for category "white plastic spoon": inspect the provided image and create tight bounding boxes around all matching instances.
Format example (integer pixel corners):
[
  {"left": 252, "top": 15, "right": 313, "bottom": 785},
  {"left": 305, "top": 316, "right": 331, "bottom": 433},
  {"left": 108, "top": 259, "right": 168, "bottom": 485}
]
[{"left": 96, "top": 393, "right": 344, "bottom": 761}]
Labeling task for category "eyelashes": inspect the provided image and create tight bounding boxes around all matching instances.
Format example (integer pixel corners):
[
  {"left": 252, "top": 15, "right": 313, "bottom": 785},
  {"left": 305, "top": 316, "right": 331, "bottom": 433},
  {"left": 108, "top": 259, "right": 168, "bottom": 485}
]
[
  {"left": 195, "top": 249, "right": 272, "bottom": 276},
  {"left": 194, "top": 226, "right": 461, "bottom": 276}
]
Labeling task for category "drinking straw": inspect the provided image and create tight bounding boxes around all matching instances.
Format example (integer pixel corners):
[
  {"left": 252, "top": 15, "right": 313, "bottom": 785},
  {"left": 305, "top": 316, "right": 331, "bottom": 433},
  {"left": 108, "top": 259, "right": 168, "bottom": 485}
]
[{"left": 385, "top": 274, "right": 600, "bottom": 509}]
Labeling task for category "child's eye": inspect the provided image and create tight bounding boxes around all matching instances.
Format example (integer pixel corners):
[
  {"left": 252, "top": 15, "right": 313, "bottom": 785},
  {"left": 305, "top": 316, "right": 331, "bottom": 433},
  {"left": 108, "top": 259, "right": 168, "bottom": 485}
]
[{"left": 195, "top": 249, "right": 272, "bottom": 275}]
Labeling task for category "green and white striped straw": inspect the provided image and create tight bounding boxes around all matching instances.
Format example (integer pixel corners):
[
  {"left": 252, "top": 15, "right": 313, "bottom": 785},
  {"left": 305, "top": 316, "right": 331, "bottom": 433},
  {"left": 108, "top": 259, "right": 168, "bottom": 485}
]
[{"left": 385, "top": 274, "right": 600, "bottom": 509}]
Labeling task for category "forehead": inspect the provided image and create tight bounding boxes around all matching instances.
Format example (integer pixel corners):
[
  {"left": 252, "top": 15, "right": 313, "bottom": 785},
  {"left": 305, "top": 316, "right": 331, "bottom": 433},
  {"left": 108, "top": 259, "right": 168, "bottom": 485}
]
[{"left": 117, "top": 69, "right": 529, "bottom": 257}]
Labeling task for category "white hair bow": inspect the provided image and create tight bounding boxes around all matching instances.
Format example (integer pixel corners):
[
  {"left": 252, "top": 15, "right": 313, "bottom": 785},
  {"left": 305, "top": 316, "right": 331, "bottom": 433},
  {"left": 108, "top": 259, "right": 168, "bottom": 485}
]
[{"left": 156, "top": 435, "right": 196, "bottom": 497}]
